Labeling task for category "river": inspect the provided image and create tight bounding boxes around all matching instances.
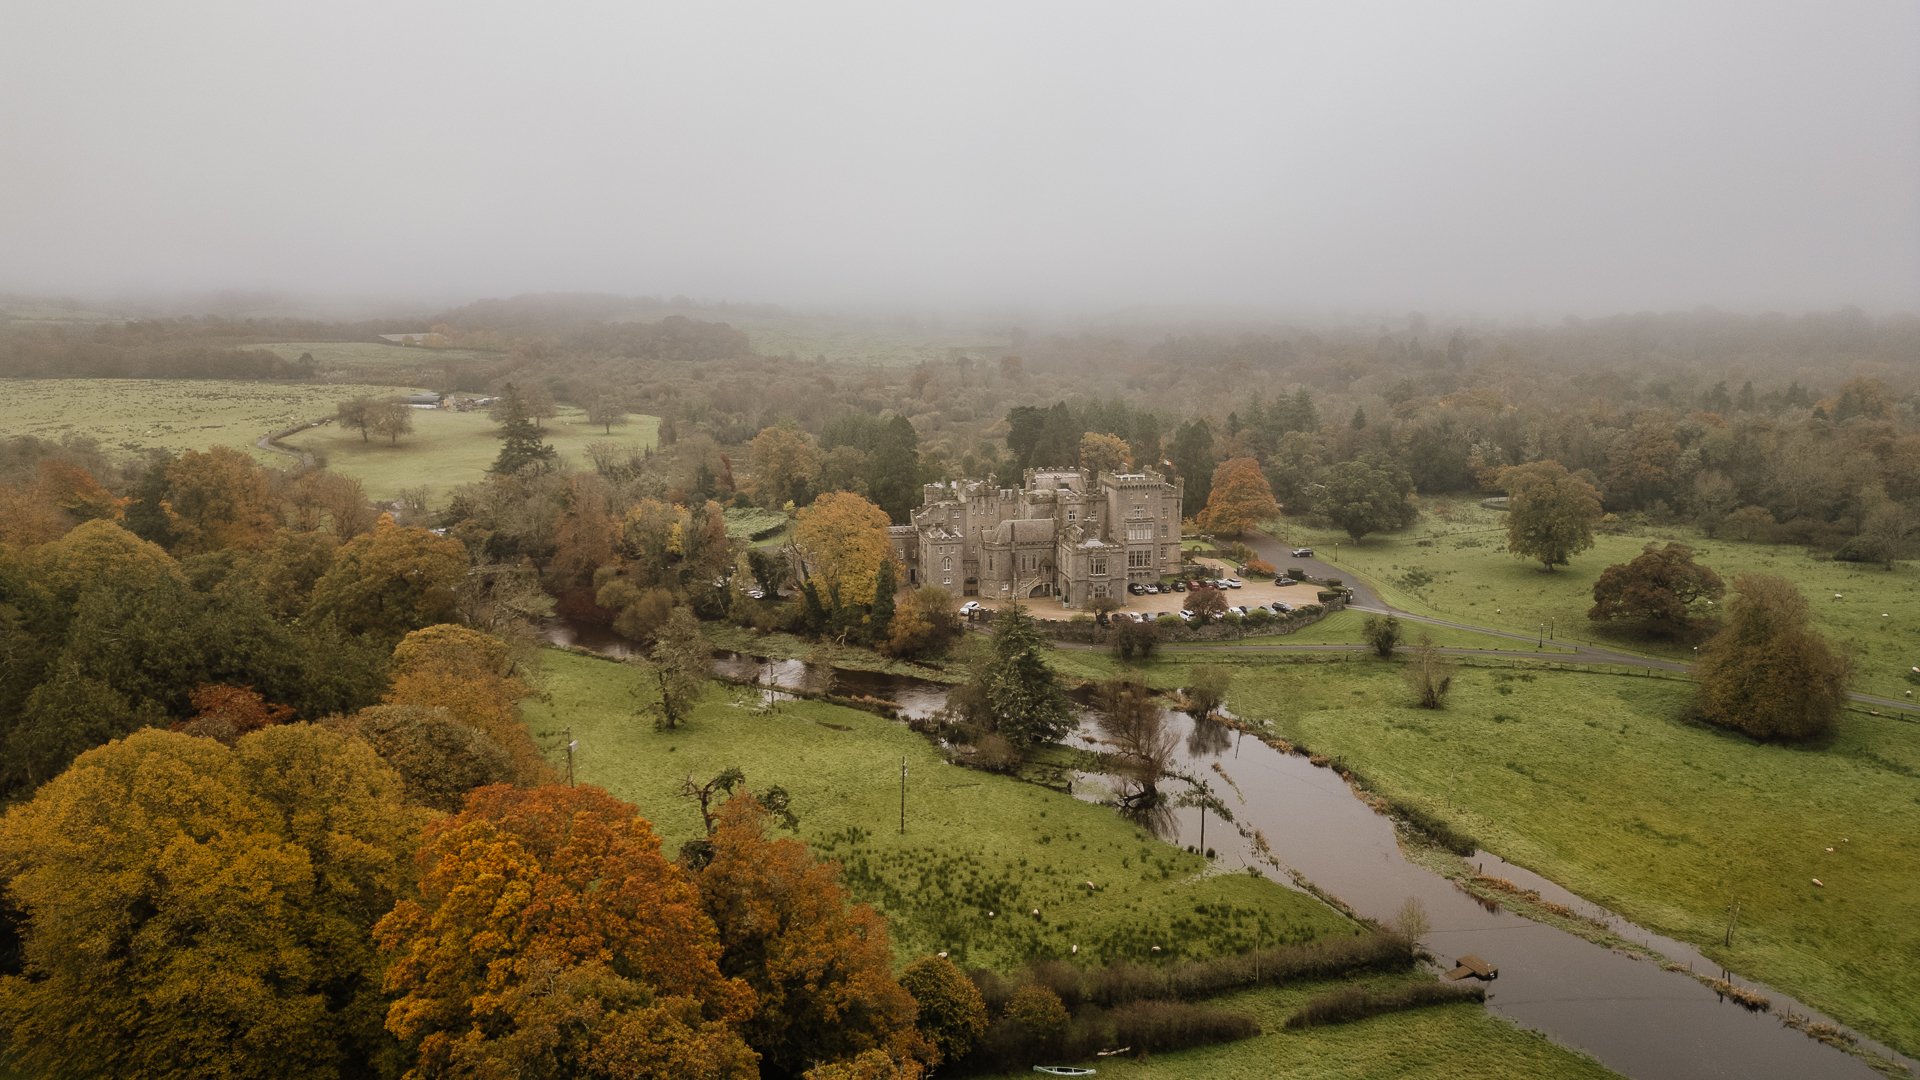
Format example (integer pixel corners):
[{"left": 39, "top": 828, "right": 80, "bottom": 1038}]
[{"left": 541, "top": 619, "right": 1911, "bottom": 1079}]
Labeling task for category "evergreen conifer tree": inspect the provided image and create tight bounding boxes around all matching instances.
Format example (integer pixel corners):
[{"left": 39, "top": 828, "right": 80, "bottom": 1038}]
[{"left": 489, "top": 384, "right": 557, "bottom": 475}]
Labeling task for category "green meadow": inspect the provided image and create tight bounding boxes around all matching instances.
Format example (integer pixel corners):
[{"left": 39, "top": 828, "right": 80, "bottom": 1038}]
[
  {"left": 1196, "top": 653, "right": 1920, "bottom": 1057},
  {"left": 283, "top": 406, "right": 657, "bottom": 504},
  {"left": 1177, "top": 608, "right": 1577, "bottom": 654},
  {"left": 522, "top": 647, "right": 1625, "bottom": 1078},
  {"left": 1264, "top": 503, "right": 1920, "bottom": 701},
  {"left": 606, "top": 305, "right": 1010, "bottom": 366},
  {"left": 0, "top": 378, "right": 428, "bottom": 467}
]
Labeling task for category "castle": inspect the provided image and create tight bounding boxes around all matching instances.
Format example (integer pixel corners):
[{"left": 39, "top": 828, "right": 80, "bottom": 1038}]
[{"left": 890, "top": 468, "right": 1183, "bottom": 609}]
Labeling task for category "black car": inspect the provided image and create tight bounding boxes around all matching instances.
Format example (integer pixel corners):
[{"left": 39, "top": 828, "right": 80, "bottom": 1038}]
[
  {"left": 1128, "top": 583, "right": 1145, "bottom": 595},
  {"left": 1171, "top": 580, "right": 1187, "bottom": 592},
  {"left": 1291, "top": 547, "right": 1314, "bottom": 558}
]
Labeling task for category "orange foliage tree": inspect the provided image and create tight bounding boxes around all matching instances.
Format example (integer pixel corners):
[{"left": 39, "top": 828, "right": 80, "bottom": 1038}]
[
  {"left": 172, "top": 682, "right": 296, "bottom": 746},
  {"left": 698, "top": 795, "right": 925, "bottom": 1077},
  {"left": 375, "top": 784, "right": 758, "bottom": 1079},
  {"left": 1197, "top": 457, "right": 1281, "bottom": 535},
  {"left": 163, "top": 446, "right": 280, "bottom": 554},
  {"left": 383, "top": 624, "right": 554, "bottom": 786}
]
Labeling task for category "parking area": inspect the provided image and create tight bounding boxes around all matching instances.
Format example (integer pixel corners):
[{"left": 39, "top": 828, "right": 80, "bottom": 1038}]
[{"left": 956, "top": 557, "right": 1324, "bottom": 621}]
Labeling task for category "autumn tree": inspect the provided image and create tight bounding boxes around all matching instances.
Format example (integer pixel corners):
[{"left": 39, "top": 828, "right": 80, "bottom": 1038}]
[
  {"left": 288, "top": 469, "right": 377, "bottom": 540},
  {"left": 1184, "top": 586, "right": 1228, "bottom": 623},
  {"left": 698, "top": 795, "right": 925, "bottom": 1077},
  {"left": 172, "top": 682, "right": 296, "bottom": 745},
  {"left": 0, "top": 726, "right": 419, "bottom": 1080},
  {"left": 1499, "top": 460, "right": 1603, "bottom": 571},
  {"left": 793, "top": 491, "right": 895, "bottom": 612},
  {"left": 645, "top": 606, "right": 711, "bottom": 731},
  {"left": 1078, "top": 431, "right": 1131, "bottom": 476},
  {"left": 749, "top": 423, "right": 822, "bottom": 510},
  {"left": 306, "top": 514, "right": 467, "bottom": 638},
  {"left": 1197, "top": 456, "right": 1281, "bottom": 535},
  {"left": 376, "top": 784, "right": 758, "bottom": 1079},
  {"left": 1691, "top": 574, "right": 1852, "bottom": 740},
  {"left": 881, "top": 587, "right": 935, "bottom": 658},
  {"left": 1588, "top": 542, "right": 1726, "bottom": 636},
  {"left": 28, "top": 517, "right": 182, "bottom": 606},
  {"left": 1722, "top": 505, "right": 1775, "bottom": 542},
  {"left": 384, "top": 624, "right": 555, "bottom": 786},
  {"left": 489, "top": 383, "right": 558, "bottom": 475},
  {"left": 1315, "top": 453, "right": 1416, "bottom": 540},
  {"left": 1110, "top": 617, "right": 1158, "bottom": 660},
  {"left": 897, "top": 955, "right": 987, "bottom": 1067},
  {"left": 1402, "top": 633, "right": 1452, "bottom": 708},
  {"left": 163, "top": 445, "right": 280, "bottom": 555},
  {"left": 327, "top": 703, "right": 515, "bottom": 813}
]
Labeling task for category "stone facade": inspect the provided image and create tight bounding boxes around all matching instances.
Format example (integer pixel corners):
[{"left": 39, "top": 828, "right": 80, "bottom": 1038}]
[{"left": 889, "top": 468, "right": 1183, "bottom": 609}]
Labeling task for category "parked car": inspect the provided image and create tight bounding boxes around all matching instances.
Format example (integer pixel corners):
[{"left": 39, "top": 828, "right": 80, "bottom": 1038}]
[
  {"left": 1171, "top": 580, "right": 1187, "bottom": 591},
  {"left": 1272, "top": 601, "right": 1294, "bottom": 613},
  {"left": 1188, "top": 580, "right": 1205, "bottom": 590},
  {"left": 1178, "top": 610, "right": 1195, "bottom": 622},
  {"left": 1128, "top": 583, "right": 1145, "bottom": 595},
  {"left": 1146, "top": 583, "right": 1160, "bottom": 594},
  {"left": 1230, "top": 605, "right": 1249, "bottom": 617},
  {"left": 1292, "top": 547, "right": 1314, "bottom": 558},
  {"left": 747, "top": 589, "right": 765, "bottom": 600},
  {"left": 959, "top": 600, "right": 981, "bottom": 615},
  {"left": 1274, "top": 576, "right": 1297, "bottom": 586},
  {"left": 1223, "top": 577, "right": 1243, "bottom": 589}
]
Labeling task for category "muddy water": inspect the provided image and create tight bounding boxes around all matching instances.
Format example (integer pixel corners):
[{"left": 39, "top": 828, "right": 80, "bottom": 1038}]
[{"left": 542, "top": 620, "right": 1907, "bottom": 1079}]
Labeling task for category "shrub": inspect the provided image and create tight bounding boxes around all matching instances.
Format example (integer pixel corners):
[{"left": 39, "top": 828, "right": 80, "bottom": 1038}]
[
  {"left": 1004, "top": 984, "right": 1068, "bottom": 1038},
  {"left": 1245, "top": 559, "right": 1276, "bottom": 577},
  {"left": 1362, "top": 614, "right": 1402, "bottom": 658},
  {"left": 1283, "top": 982, "right": 1483, "bottom": 1029},
  {"left": 1111, "top": 619, "right": 1159, "bottom": 660},
  {"left": 1287, "top": 566, "right": 1306, "bottom": 580}
]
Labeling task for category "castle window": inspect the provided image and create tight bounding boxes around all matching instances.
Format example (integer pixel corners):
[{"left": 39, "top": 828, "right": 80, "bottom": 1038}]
[
  {"left": 1128, "top": 550, "right": 1152, "bottom": 568},
  {"left": 1160, "top": 523, "right": 1168, "bottom": 537},
  {"left": 1091, "top": 558, "right": 1106, "bottom": 576},
  {"left": 1068, "top": 510, "right": 1077, "bottom": 521}
]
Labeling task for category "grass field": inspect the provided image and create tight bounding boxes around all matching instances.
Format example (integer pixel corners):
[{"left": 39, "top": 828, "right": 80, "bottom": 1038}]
[
  {"left": 521, "top": 647, "right": 1627, "bottom": 1078},
  {"left": 1173, "top": 653, "right": 1920, "bottom": 1057},
  {"left": 1263, "top": 502, "right": 1920, "bottom": 701},
  {"left": 283, "top": 406, "right": 657, "bottom": 504},
  {"left": 0, "top": 378, "right": 429, "bottom": 467},
  {"left": 250, "top": 341, "right": 505, "bottom": 372}
]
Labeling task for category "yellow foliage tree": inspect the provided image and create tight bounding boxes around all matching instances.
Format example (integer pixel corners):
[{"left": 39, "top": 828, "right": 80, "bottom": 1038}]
[
  {"left": 163, "top": 446, "right": 280, "bottom": 554},
  {"left": 28, "top": 517, "right": 182, "bottom": 605},
  {"left": 793, "top": 492, "right": 895, "bottom": 609},
  {"left": 384, "top": 624, "right": 555, "bottom": 786},
  {"left": 1077, "top": 431, "right": 1132, "bottom": 476},
  {"left": 748, "top": 425, "right": 821, "bottom": 510},
  {"left": 0, "top": 726, "right": 419, "bottom": 1080},
  {"left": 307, "top": 514, "right": 467, "bottom": 637}
]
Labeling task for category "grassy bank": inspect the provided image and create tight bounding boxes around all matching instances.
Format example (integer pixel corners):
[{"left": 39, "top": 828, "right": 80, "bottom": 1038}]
[
  {"left": 1206, "top": 656, "right": 1920, "bottom": 1057},
  {"left": 1261, "top": 504, "right": 1920, "bottom": 701},
  {"left": 969, "top": 972, "right": 1618, "bottom": 1080},
  {"left": 284, "top": 406, "right": 657, "bottom": 503},
  {"left": 523, "top": 648, "right": 1360, "bottom": 971}
]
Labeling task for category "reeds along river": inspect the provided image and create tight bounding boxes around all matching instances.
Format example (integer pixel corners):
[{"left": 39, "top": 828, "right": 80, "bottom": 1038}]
[{"left": 539, "top": 619, "right": 1910, "bottom": 1080}]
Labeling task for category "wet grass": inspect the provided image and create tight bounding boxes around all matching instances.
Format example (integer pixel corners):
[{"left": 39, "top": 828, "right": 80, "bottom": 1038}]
[
  {"left": 969, "top": 971, "right": 1620, "bottom": 1079},
  {"left": 1261, "top": 504, "right": 1920, "bottom": 701},
  {"left": 283, "top": 406, "right": 657, "bottom": 503},
  {"left": 521, "top": 648, "right": 1360, "bottom": 972},
  {"left": 1209, "top": 659, "right": 1920, "bottom": 1058}
]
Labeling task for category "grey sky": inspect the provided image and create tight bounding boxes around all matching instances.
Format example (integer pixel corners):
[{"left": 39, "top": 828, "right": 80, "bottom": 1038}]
[{"left": 3, "top": 2, "right": 1915, "bottom": 316}]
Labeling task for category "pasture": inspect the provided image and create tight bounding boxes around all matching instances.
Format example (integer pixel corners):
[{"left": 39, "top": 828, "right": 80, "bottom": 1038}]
[
  {"left": 0, "top": 378, "right": 428, "bottom": 467},
  {"left": 1264, "top": 502, "right": 1920, "bottom": 701},
  {"left": 282, "top": 405, "right": 657, "bottom": 503},
  {"left": 607, "top": 304, "right": 1010, "bottom": 366}
]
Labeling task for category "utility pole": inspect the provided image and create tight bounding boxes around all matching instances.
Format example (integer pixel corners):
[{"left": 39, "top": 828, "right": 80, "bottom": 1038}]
[
  {"left": 1198, "top": 805, "right": 1205, "bottom": 854},
  {"left": 899, "top": 757, "right": 908, "bottom": 835},
  {"left": 565, "top": 727, "right": 576, "bottom": 788}
]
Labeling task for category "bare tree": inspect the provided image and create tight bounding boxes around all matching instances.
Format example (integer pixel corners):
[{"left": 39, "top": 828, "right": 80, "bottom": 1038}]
[
  {"left": 1095, "top": 677, "right": 1176, "bottom": 810},
  {"left": 371, "top": 400, "right": 415, "bottom": 445},
  {"left": 1402, "top": 632, "right": 1452, "bottom": 708}
]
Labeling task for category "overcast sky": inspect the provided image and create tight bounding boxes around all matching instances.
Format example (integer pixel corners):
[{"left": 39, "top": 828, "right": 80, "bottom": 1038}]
[{"left": 2, "top": 2, "right": 1916, "bottom": 317}]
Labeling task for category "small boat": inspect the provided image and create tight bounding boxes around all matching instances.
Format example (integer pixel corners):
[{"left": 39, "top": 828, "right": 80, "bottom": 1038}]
[{"left": 1033, "top": 1069, "right": 1096, "bottom": 1076}]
